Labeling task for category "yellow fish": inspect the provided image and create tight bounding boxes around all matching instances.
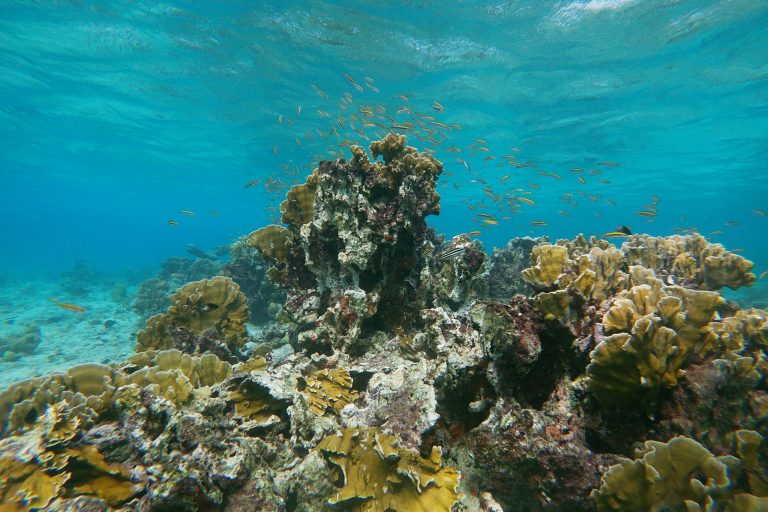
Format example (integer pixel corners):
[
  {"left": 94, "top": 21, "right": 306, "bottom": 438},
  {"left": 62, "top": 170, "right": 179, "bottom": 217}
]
[
  {"left": 180, "top": 210, "right": 195, "bottom": 216},
  {"left": 519, "top": 197, "right": 536, "bottom": 206},
  {"left": 603, "top": 231, "right": 629, "bottom": 238},
  {"left": 469, "top": 230, "right": 482, "bottom": 236}
]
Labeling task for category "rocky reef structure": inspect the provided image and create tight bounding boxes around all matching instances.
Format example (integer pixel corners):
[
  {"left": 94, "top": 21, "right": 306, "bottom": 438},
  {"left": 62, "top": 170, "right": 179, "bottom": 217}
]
[
  {"left": 1, "top": 135, "right": 766, "bottom": 511},
  {"left": 0, "top": 324, "right": 41, "bottom": 361}
]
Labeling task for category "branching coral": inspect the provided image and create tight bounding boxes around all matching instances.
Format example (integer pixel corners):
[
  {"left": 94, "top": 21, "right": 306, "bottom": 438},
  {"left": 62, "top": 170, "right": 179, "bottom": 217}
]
[
  {"left": 136, "top": 276, "right": 249, "bottom": 353},
  {"left": 317, "top": 427, "right": 461, "bottom": 511},
  {"left": 592, "top": 433, "right": 768, "bottom": 511}
]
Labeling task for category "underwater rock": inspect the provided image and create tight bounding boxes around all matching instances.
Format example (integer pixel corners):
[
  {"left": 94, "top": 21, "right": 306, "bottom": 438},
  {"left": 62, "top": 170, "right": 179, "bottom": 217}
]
[
  {"left": 0, "top": 324, "right": 42, "bottom": 357},
  {"left": 248, "top": 134, "right": 444, "bottom": 353},
  {"left": 132, "top": 277, "right": 169, "bottom": 319},
  {"left": 479, "top": 236, "right": 547, "bottom": 300}
]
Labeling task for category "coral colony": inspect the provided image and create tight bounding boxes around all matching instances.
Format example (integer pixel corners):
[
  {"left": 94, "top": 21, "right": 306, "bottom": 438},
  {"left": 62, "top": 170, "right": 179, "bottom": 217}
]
[{"left": 1, "top": 135, "right": 766, "bottom": 511}]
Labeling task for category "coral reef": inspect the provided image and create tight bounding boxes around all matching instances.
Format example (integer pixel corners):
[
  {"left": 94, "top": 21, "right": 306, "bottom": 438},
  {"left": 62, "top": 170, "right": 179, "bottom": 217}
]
[
  {"left": 136, "top": 276, "right": 250, "bottom": 358},
  {"left": 622, "top": 233, "right": 755, "bottom": 290},
  {"left": 2, "top": 136, "right": 767, "bottom": 512}
]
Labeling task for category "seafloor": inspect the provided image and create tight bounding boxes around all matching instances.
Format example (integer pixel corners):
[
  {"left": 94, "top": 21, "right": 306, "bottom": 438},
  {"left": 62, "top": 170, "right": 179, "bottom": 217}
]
[{"left": 1, "top": 135, "right": 766, "bottom": 512}]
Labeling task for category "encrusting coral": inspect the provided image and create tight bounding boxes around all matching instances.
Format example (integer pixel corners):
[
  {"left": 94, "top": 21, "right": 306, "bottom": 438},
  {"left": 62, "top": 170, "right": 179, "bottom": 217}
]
[
  {"left": 136, "top": 276, "right": 249, "bottom": 356},
  {"left": 317, "top": 426, "right": 461, "bottom": 511}
]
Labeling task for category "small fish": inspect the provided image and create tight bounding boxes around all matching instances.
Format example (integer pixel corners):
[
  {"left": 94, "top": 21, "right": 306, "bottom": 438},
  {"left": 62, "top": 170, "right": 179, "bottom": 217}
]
[
  {"left": 482, "top": 219, "right": 499, "bottom": 225},
  {"left": 752, "top": 209, "right": 766, "bottom": 216},
  {"left": 724, "top": 221, "right": 740, "bottom": 226},
  {"left": 58, "top": 302, "right": 85, "bottom": 313},
  {"left": 343, "top": 73, "right": 364, "bottom": 92},
  {"left": 209, "top": 210, "right": 220, "bottom": 216},
  {"left": 168, "top": 220, "right": 179, "bottom": 226},
  {"left": 528, "top": 183, "right": 540, "bottom": 190},
  {"left": 469, "top": 230, "right": 482, "bottom": 236},
  {"left": 398, "top": 94, "right": 409, "bottom": 102},
  {"left": 571, "top": 167, "right": 583, "bottom": 173},
  {"left": 588, "top": 169, "right": 602, "bottom": 175},
  {"left": 558, "top": 210, "right": 571, "bottom": 217},
  {"left": 599, "top": 161, "right": 619, "bottom": 167},
  {"left": 634, "top": 211, "right": 656, "bottom": 217},
  {"left": 243, "top": 179, "right": 261, "bottom": 188},
  {"left": 598, "top": 179, "right": 611, "bottom": 184},
  {"left": 577, "top": 176, "right": 587, "bottom": 185},
  {"left": 310, "top": 83, "right": 328, "bottom": 99},
  {"left": 272, "top": 145, "right": 278, "bottom": 154},
  {"left": 477, "top": 213, "right": 496, "bottom": 219},
  {"left": 538, "top": 172, "right": 561, "bottom": 179},
  {"left": 518, "top": 197, "right": 536, "bottom": 206},
  {"left": 432, "top": 101, "right": 445, "bottom": 112},
  {"left": 180, "top": 210, "right": 195, "bottom": 216},
  {"left": 277, "top": 114, "right": 283, "bottom": 125},
  {"left": 760, "top": 271, "right": 768, "bottom": 280},
  {"left": 709, "top": 230, "right": 723, "bottom": 235},
  {"left": 531, "top": 221, "right": 548, "bottom": 226},
  {"left": 603, "top": 231, "right": 629, "bottom": 238},
  {"left": 436, "top": 246, "right": 466, "bottom": 260}
]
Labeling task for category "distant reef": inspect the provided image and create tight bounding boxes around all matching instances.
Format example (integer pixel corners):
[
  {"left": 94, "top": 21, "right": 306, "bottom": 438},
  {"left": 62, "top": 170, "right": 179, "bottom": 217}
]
[{"left": 2, "top": 135, "right": 766, "bottom": 511}]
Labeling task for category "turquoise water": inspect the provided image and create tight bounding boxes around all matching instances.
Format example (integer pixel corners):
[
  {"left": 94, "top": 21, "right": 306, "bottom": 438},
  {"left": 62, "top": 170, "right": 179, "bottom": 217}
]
[{"left": 1, "top": 0, "right": 766, "bottom": 288}]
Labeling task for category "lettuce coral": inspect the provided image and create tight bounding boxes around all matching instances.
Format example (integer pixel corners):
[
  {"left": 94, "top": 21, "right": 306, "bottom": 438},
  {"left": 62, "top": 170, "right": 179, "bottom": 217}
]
[
  {"left": 317, "top": 427, "right": 461, "bottom": 511},
  {"left": 136, "top": 276, "right": 249, "bottom": 353},
  {"left": 622, "top": 233, "right": 755, "bottom": 290},
  {"left": 586, "top": 271, "right": 722, "bottom": 407},
  {"left": 592, "top": 433, "right": 768, "bottom": 511}
]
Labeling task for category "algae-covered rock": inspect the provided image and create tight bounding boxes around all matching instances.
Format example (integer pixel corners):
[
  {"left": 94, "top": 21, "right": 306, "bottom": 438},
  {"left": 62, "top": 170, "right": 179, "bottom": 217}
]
[
  {"left": 136, "top": 276, "right": 249, "bottom": 353},
  {"left": 317, "top": 426, "right": 461, "bottom": 511}
]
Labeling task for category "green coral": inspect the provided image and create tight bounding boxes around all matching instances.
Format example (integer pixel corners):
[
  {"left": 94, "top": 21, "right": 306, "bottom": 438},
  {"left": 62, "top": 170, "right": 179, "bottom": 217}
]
[
  {"left": 317, "top": 427, "right": 461, "bottom": 511},
  {"left": 592, "top": 433, "right": 768, "bottom": 512}
]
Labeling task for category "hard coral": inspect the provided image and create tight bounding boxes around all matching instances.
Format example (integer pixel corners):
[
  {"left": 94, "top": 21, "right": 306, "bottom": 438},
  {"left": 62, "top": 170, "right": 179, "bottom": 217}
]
[
  {"left": 317, "top": 427, "right": 461, "bottom": 512},
  {"left": 586, "top": 271, "right": 722, "bottom": 407},
  {"left": 592, "top": 433, "right": 768, "bottom": 511},
  {"left": 301, "top": 368, "right": 358, "bottom": 416},
  {"left": 622, "top": 233, "right": 755, "bottom": 290},
  {"left": 136, "top": 276, "right": 249, "bottom": 354}
]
